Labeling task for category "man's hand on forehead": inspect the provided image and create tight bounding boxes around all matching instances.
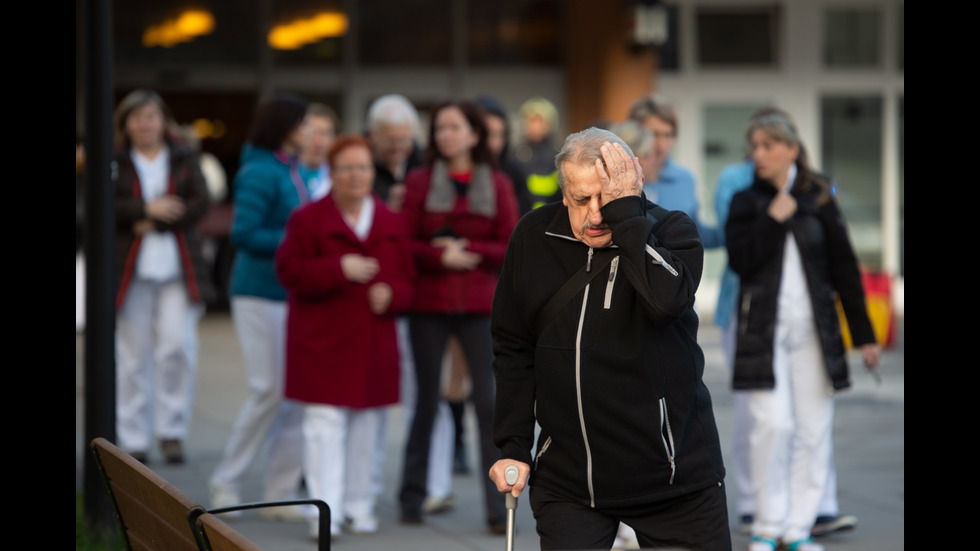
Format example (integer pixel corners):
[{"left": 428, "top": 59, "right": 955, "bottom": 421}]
[{"left": 596, "top": 141, "right": 643, "bottom": 206}]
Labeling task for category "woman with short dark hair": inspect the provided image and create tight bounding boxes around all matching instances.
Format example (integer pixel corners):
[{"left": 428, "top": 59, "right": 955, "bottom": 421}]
[{"left": 209, "top": 94, "right": 315, "bottom": 518}]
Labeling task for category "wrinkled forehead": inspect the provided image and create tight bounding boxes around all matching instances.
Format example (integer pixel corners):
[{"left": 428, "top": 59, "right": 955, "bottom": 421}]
[{"left": 561, "top": 161, "right": 603, "bottom": 197}]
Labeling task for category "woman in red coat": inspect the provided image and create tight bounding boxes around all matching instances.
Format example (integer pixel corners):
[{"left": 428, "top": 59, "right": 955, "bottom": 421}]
[
  {"left": 397, "top": 99, "right": 520, "bottom": 532},
  {"left": 276, "top": 135, "right": 415, "bottom": 539}
]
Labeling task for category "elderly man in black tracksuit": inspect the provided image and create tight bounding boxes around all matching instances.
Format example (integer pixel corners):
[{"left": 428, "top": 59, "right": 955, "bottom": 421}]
[{"left": 489, "top": 127, "right": 730, "bottom": 550}]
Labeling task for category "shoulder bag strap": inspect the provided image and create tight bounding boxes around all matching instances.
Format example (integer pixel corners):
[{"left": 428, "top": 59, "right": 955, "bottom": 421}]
[{"left": 534, "top": 252, "right": 616, "bottom": 336}]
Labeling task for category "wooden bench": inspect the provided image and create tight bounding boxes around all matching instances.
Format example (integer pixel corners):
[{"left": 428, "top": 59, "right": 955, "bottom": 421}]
[{"left": 90, "top": 437, "right": 331, "bottom": 551}]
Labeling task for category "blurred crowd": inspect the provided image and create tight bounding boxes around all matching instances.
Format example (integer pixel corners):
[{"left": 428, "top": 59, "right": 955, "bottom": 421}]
[{"left": 78, "top": 88, "right": 880, "bottom": 550}]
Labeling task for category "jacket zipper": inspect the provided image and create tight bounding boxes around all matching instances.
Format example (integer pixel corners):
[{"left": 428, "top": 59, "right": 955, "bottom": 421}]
[
  {"left": 659, "top": 398, "right": 677, "bottom": 484},
  {"left": 576, "top": 273, "right": 596, "bottom": 507},
  {"left": 739, "top": 292, "right": 751, "bottom": 335},
  {"left": 603, "top": 256, "right": 620, "bottom": 309}
]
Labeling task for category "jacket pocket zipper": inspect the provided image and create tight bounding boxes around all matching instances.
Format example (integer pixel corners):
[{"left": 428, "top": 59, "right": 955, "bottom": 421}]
[
  {"left": 659, "top": 397, "right": 677, "bottom": 485},
  {"left": 645, "top": 244, "right": 679, "bottom": 276},
  {"left": 534, "top": 436, "right": 552, "bottom": 471},
  {"left": 603, "top": 256, "right": 620, "bottom": 309}
]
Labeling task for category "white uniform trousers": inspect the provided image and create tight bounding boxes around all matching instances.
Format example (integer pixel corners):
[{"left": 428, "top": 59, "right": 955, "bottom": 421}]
[
  {"left": 748, "top": 315, "right": 834, "bottom": 542},
  {"left": 116, "top": 278, "right": 203, "bottom": 453},
  {"left": 726, "top": 318, "right": 841, "bottom": 519},
  {"left": 304, "top": 404, "right": 386, "bottom": 529},
  {"left": 210, "top": 296, "right": 304, "bottom": 501}
]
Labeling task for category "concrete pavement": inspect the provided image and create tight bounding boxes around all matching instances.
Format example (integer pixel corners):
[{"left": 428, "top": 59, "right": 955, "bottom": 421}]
[{"left": 76, "top": 310, "right": 904, "bottom": 550}]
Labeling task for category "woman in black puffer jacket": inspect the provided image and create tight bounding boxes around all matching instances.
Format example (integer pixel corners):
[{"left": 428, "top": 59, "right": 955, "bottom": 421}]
[{"left": 725, "top": 109, "right": 880, "bottom": 551}]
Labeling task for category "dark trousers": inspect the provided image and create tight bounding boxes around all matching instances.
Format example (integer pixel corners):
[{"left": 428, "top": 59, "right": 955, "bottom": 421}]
[
  {"left": 398, "top": 314, "right": 506, "bottom": 526},
  {"left": 530, "top": 483, "right": 732, "bottom": 550}
]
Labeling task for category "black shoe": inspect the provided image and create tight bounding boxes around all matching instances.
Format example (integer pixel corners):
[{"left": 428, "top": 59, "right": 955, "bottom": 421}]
[
  {"left": 811, "top": 514, "right": 857, "bottom": 537},
  {"left": 453, "top": 448, "right": 471, "bottom": 475},
  {"left": 489, "top": 523, "right": 507, "bottom": 536},
  {"left": 739, "top": 514, "right": 753, "bottom": 535},
  {"left": 160, "top": 439, "right": 185, "bottom": 465},
  {"left": 130, "top": 451, "right": 149, "bottom": 464},
  {"left": 400, "top": 508, "right": 423, "bottom": 525}
]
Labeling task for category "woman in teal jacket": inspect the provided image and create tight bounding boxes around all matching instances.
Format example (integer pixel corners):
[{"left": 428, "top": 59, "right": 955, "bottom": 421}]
[{"left": 209, "top": 95, "right": 317, "bottom": 516}]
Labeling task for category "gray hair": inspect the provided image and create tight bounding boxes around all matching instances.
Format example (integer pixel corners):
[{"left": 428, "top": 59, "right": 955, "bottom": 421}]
[
  {"left": 608, "top": 120, "right": 653, "bottom": 158},
  {"left": 555, "top": 127, "right": 634, "bottom": 189},
  {"left": 366, "top": 94, "right": 419, "bottom": 133},
  {"left": 746, "top": 109, "right": 800, "bottom": 148}
]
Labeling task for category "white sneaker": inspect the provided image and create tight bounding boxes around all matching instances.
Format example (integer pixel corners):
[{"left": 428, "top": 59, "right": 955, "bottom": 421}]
[
  {"left": 748, "top": 536, "right": 778, "bottom": 551},
  {"left": 783, "top": 538, "right": 824, "bottom": 551},
  {"left": 208, "top": 482, "right": 243, "bottom": 519},
  {"left": 612, "top": 522, "right": 638, "bottom": 549},
  {"left": 347, "top": 516, "right": 379, "bottom": 534},
  {"left": 421, "top": 495, "right": 456, "bottom": 514}
]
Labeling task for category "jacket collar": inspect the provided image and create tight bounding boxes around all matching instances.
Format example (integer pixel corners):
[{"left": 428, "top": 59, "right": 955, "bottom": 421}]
[
  {"left": 543, "top": 202, "right": 578, "bottom": 242},
  {"left": 317, "top": 193, "right": 378, "bottom": 244}
]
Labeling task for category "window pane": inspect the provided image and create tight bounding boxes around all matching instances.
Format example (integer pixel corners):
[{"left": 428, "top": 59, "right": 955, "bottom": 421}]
[
  {"left": 359, "top": 0, "right": 452, "bottom": 65},
  {"left": 696, "top": 7, "right": 779, "bottom": 67},
  {"left": 115, "top": 0, "right": 259, "bottom": 68},
  {"left": 657, "top": 4, "right": 680, "bottom": 72},
  {"left": 821, "top": 96, "right": 883, "bottom": 270},
  {"left": 702, "top": 103, "right": 768, "bottom": 226},
  {"left": 468, "top": 0, "right": 562, "bottom": 66},
  {"left": 824, "top": 8, "right": 880, "bottom": 68}
]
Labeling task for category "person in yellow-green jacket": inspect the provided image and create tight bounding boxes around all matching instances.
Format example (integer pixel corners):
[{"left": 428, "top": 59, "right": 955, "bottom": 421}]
[{"left": 511, "top": 97, "right": 561, "bottom": 210}]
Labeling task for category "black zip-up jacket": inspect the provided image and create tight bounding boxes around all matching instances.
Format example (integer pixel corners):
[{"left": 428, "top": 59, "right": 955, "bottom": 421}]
[
  {"left": 725, "top": 171, "right": 875, "bottom": 391},
  {"left": 491, "top": 195, "right": 725, "bottom": 509}
]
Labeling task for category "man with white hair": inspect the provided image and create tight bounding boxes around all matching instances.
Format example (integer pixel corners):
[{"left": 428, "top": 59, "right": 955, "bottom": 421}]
[
  {"left": 365, "top": 94, "right": 424, "bottom": 212},
  {"left": 489, "top": 127, "right": 730, "bottom": 549}
]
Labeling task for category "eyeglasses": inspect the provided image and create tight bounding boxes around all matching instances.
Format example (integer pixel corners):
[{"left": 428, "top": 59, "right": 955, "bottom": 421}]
[{"left": 333, "top": 164, "right": 374, "bottom": 175}]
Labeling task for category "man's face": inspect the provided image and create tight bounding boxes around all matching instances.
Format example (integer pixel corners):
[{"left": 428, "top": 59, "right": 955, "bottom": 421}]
[
  {"left": 642, "top": 115, "right": 676, "bottom": 170},
  {"left": 562, "top": 161, "right": 613, "bottom": 249},
  {"left": 370, "top": 122, "right": 414, "bottom": 167}
]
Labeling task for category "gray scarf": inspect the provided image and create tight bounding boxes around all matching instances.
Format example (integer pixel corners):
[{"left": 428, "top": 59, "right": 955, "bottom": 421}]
[{"left": 424, "top": 159, "right": 497, "bottom": 217}]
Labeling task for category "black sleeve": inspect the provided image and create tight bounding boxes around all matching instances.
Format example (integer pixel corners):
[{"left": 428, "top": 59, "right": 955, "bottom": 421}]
[{"left": 603, "top": 195, "right": 704, "bottom": 326}]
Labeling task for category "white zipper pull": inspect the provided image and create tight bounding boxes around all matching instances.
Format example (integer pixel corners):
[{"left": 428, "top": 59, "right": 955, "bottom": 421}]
[{"left": 586, "top": 247, "right": 594, "bottom": 272}]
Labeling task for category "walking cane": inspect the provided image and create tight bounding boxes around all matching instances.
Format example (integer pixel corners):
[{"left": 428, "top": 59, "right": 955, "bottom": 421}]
[{"left": 505, "top": 464, "right": 520, "bottom": 551}]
